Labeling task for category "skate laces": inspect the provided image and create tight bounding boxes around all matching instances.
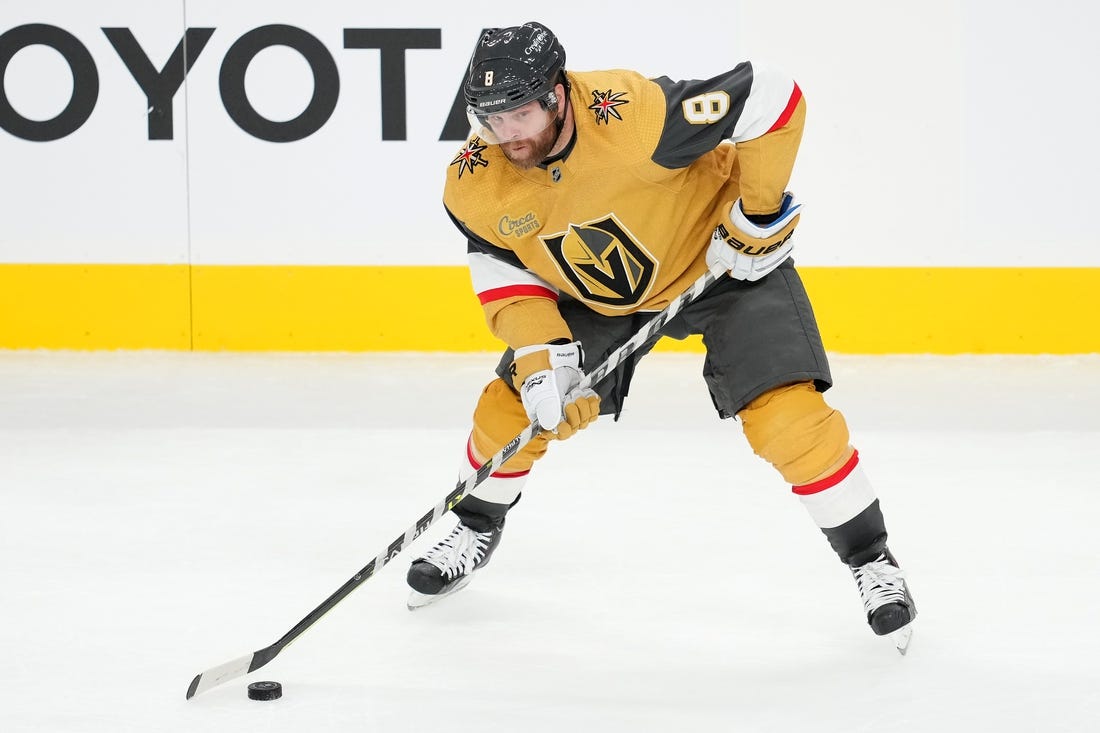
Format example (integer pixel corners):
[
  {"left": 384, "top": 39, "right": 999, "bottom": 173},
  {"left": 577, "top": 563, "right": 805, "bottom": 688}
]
[
  {"left": 852, "top": 554, "right": 908, "bottom": 614},
  {"left": 421, "top": 524, "right": 492, "bottom": 580}
]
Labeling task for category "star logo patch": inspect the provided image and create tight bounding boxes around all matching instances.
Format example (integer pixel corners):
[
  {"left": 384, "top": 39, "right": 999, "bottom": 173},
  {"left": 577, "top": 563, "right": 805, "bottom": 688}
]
[
  {"left": 587, "top": 89, "right": 629, "bottom": 125},
  {"left": 450, "top": 137, "right": 489, "bottom": 178}
]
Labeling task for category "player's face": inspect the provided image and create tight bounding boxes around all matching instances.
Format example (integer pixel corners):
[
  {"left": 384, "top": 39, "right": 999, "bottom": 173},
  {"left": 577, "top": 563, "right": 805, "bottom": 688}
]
[
  {"left": 466, "top": 97, "right": 558, "bottom": 169},
  {"left": 480, "top": 100, "right": 560, "bottom": 169},
  {"left": 483, "top": 100, "right": 552, "bottom": 143}
]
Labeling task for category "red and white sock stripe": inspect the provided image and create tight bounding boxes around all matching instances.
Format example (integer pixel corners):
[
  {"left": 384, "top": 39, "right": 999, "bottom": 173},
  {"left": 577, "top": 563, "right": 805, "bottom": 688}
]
[
  {"left": 792, "top": 450, "right": 877, "bottom": 529},
  {"left": 462, "top": 436, "right": 528, "bottom": 505}
]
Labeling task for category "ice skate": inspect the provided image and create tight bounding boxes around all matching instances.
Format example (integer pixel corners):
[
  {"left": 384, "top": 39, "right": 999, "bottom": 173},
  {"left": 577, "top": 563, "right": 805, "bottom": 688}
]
[
  {"left": 850, "top": 548, "right": 917, "bottom": 654},
  {"left": 406, "top": 520, "right": 503, "bottom": 610}
]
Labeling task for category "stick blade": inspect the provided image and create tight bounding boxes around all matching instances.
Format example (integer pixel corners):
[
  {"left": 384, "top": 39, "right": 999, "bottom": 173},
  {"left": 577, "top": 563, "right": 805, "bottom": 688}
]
[{"left": 185, "top": 652, "right": 253, "bottom": 699}]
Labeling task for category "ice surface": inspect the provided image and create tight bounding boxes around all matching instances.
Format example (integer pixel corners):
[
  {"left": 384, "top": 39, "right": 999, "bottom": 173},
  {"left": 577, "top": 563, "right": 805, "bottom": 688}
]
[{"left": 1, "top": 351, "right": 1097, "bottom": 732}]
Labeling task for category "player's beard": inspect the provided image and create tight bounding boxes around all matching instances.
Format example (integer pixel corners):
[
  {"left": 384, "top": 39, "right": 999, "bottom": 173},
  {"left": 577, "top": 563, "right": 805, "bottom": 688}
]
[{"left": 500, "top": 112, "right": 563, "bottom": 170}]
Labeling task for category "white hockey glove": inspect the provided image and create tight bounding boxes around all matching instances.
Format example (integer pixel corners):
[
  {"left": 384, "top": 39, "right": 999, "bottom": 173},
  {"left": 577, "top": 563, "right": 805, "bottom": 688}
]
[
  {"left": 706, "top": 192, "right": 802, "bottom": 281},
  {"left": 511, "top": 341, "right": 600, "bottom": 440}
]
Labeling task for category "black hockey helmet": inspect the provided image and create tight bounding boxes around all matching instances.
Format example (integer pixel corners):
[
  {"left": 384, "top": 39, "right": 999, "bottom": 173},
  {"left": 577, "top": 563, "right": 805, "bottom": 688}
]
[{"left": 463, "top": 22, "right": 566, "bottom": 118}]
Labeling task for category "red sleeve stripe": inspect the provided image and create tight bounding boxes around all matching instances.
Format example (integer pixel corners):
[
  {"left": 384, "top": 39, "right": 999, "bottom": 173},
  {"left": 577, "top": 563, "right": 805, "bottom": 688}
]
[
  {"left": 467, "top": 438, "right": 531, "bottom": 478},
  {"left": 766, "top": 82, "right": 803, "bottom": 134},
  {"left": 477, "top": 284, "right": 559, "bottom": 305},
  {"left": 792, "top": 449, "right": 859, "bottom": 496}
]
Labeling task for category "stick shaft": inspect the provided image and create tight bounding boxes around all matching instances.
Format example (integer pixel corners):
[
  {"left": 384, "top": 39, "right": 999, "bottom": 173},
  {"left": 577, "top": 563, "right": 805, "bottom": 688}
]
[{"left": 186, "top": 264, "right": 724, "bottom": 699}]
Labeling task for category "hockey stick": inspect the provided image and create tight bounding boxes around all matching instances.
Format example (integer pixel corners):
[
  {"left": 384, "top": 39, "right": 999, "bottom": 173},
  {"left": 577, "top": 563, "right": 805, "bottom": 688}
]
[{"left": 185, "top": 262, "right": 726, "bottom": 700}]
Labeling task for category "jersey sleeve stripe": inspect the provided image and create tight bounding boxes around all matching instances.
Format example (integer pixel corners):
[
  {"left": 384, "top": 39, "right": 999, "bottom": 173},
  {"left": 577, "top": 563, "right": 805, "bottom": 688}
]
[
  {"left": 730, "top": 64, "right": 798, "bottom": 142},
  {"left": 469, "top": 251, "right": 560, "bottom": 304},
  {"left": 766, "top": 82, "right": 803, "bottom": 134},
  {"left": 477, "top": 284, "right": 559, "bottom": 305}
]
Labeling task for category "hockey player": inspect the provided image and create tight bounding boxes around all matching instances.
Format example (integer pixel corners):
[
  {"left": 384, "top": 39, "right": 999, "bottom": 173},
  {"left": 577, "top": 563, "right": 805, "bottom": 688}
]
[{"left": 407, "top": 21, "right": 916, "bottom": 650}]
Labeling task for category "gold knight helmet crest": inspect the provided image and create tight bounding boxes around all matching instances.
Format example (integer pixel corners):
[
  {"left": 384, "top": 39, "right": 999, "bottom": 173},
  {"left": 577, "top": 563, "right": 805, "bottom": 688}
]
[{"left": 541, "top": 214, "right": 656, "bottom": 307}]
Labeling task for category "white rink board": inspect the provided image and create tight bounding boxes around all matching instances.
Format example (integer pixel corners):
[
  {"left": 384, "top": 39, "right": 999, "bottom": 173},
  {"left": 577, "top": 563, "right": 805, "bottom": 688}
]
[
  {"left": 0, "top": 0, "right": 190, "bottom": 265},
  {"left": 1, "top": 1, "right": 1098, "bottom": 265}
]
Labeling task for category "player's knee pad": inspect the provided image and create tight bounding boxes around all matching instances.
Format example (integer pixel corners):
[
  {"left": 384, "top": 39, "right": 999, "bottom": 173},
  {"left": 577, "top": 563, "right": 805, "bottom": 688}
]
[
  {"left": 469, "top": 378, "right": 551, "bottom": 473},
  {"left": 738, "top": 382, "right": 850, "bottom": 486}
]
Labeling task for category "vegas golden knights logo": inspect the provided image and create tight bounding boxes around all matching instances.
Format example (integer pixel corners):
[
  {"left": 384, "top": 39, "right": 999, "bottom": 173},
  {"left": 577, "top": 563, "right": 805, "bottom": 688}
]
[{"left": 541, "top": 214, "right": 656, "bottom": 307}]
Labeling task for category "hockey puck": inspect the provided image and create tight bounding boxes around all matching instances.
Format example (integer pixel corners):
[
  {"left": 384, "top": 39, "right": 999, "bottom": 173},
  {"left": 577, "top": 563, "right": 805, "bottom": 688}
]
[{"left": 247, "top": 681, "right": 282, "bottom": 701}]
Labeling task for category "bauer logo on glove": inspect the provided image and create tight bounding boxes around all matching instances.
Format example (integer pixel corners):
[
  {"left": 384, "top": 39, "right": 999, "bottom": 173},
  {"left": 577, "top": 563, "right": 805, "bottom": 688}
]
[
  {"left": 706, "top": 191, "right": 802, "bottom": 281},
  {"left": 714, "top": 223, "right": 795, "bottom": 256}
]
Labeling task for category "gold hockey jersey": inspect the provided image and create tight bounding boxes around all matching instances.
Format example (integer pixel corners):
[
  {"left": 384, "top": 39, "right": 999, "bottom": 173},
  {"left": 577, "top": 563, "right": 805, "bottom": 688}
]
[{"left": 443, "top": 62, "right": 806, "bottom": 349}]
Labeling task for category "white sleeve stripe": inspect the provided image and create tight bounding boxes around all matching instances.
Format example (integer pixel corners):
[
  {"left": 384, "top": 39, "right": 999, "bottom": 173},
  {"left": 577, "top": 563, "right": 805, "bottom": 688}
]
[
  {"left": 730, "top": 64, "right": 797, "bottom": 142},
  {"left": 469, "top": 251, "right": 559, "bottom": 299}
]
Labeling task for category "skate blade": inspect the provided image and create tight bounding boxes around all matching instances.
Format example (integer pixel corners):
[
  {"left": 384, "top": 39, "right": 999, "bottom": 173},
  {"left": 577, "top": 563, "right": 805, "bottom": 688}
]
[
  {"left": 890, "top": 624, "right": 914, "bottom": 655},
  {"left": 407, "top": 575, "right": 473, "bottom": 611}
]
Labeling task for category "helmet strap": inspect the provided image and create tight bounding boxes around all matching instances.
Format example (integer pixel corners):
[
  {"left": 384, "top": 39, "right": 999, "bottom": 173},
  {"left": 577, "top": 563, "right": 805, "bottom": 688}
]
[{"left": 553, "top": 107, "right": 566, "bottom": 138}]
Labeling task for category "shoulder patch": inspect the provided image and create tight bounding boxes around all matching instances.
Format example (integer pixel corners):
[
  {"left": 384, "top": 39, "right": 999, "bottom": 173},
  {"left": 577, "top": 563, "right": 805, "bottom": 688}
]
[
  {"left": 587, "top": 89, "right": 629, "bottom": 125},
  {"left": 450, "top": 137, "right": 489, "bottom": 178}
]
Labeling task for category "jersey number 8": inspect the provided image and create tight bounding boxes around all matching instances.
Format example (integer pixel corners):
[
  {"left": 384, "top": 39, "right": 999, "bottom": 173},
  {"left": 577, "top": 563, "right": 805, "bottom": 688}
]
[{"left": 681, "top": 92, "right": 730, "bottom": 124}]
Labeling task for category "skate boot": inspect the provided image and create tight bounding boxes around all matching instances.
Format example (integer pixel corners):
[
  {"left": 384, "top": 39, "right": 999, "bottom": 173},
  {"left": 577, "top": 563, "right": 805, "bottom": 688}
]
[
  {"left": 406, "top": 518, "right": 503, "bottom": 610},
  {"left": 850, "top": 547, "right": 917, "bottom": 653}
]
